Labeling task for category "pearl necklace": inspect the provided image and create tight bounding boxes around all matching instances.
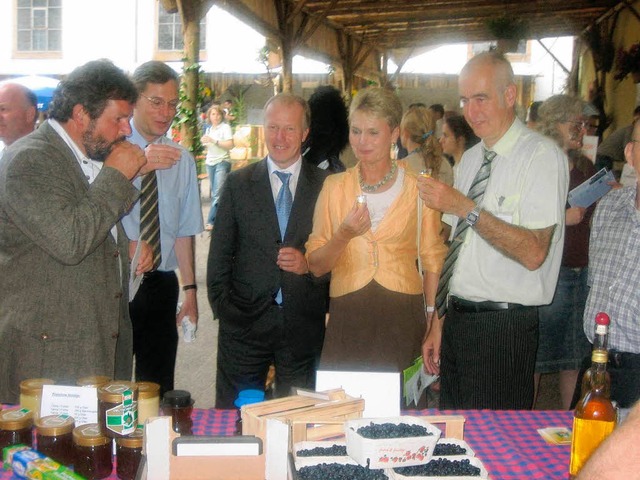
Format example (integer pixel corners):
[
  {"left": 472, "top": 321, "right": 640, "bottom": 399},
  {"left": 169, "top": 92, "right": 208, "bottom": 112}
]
[{"left": 359, "top": 160, "right": 398, "bottom": 193}]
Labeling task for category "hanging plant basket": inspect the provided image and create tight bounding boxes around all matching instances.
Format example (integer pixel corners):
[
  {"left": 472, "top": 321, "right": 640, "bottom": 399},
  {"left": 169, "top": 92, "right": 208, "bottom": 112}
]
[{"left": 486, "top": 16, "right": 527, "bottom": 53}]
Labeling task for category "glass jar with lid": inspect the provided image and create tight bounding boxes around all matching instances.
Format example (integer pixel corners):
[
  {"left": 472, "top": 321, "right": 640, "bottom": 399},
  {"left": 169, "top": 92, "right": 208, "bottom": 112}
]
[
  {"left": 115, "top": 427, "right": 144, "bottom": 480},
  {"left": 97, "top": 381, "right": 138, "bottom": 438},
  {"left": 161, "top": 390, "right": 194, "bottom": 435},
  {"left": 73, "top": 423, "right": 113, "bottom": 479},
  {"left": 35, "top": 414, "right": 75, "bottom": 466},
  {"left": 0, "top": 407, "right": 33, "bottom": 451},
  {"left": 77, "top": 376, "right": 111, "bottom": 388},
  {"left": 135, "top": 381, "right": 160, "bottom": 428},
  {"left": 19, "top": 378, "right": 55, "bottom": 420}
]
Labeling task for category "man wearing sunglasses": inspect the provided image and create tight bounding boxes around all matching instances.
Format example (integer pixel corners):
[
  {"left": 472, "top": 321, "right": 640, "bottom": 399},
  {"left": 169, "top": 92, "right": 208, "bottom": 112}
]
[{"left": 122, "top": 61, "right": 203, "bottom": 396}]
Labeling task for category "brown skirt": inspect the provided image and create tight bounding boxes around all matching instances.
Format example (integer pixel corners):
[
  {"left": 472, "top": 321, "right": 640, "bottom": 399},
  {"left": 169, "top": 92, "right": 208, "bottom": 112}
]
[{"left": 319, "top": 280, "right": 425, "bottom": 373}]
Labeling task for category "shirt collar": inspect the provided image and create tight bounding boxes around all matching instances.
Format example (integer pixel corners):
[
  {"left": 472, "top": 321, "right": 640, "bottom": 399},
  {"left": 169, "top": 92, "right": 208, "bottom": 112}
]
[
  {"left": 483, "top": 117, "right": 523, "bottom": 159},
  {"left": 48, "top": 118, "right": 92, "bottom": 164},
  {"left": 267, "top": 156, "right": 302, "bottom": 177}
]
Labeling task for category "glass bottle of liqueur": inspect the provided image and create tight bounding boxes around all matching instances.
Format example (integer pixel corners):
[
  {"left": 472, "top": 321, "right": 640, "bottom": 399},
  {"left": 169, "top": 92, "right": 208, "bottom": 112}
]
[
  {"left": 569, "top": 334, "right": 616, "bottom": 477},
  {"left": 580, "top": 312, "right": 610, "bottom": 398}
]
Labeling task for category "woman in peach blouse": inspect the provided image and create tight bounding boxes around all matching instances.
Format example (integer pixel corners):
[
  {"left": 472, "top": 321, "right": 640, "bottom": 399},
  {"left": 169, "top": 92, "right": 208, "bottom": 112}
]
[{"left": 306, "top": 88, "right": 447, "bottom": 380}]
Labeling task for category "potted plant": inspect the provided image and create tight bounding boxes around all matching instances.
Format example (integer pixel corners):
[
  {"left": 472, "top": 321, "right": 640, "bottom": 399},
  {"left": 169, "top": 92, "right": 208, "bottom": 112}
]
[
  {"left": 614, "top": 42, "right": 640, "bottom": 83},
  {"left": 486, "top": 15, "right": 528, "bottom": 53}
]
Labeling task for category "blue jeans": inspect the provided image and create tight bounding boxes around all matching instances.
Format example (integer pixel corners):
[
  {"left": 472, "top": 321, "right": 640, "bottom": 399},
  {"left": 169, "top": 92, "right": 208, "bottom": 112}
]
[{"left": 206, "top": 161, "right": 231, "bottom": 225}]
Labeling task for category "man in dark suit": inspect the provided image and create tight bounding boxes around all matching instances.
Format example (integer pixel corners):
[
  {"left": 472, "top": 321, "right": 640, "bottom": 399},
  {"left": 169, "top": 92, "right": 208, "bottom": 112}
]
[{"left": 207, "top": 93, "right": 329, "bottom": 408}]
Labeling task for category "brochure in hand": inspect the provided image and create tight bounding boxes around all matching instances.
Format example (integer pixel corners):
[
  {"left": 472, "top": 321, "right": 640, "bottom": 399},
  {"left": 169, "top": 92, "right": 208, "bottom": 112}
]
[{"left": 568, "top": 168, "right": 615, "bottom": 208}]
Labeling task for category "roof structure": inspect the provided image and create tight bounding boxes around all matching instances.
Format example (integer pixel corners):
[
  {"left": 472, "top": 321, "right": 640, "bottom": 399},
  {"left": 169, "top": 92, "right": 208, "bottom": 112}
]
[{"left": 296, "top": 0, "right": 623, "bottom": 51}]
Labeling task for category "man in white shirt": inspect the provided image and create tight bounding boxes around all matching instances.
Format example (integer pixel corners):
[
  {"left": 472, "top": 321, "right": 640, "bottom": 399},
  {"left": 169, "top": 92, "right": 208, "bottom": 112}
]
[{"left": 418, "top": 51, "right": 568, "bottom": 409}]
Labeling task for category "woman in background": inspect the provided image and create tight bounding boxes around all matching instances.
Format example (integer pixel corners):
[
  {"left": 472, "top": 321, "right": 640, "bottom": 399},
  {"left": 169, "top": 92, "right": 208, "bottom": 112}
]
[
  {"left": 401, "top": 105, "right": 454, "bottom": 186},
  {"left": 303, "top": 85, "right": 349, "bottom": 173},
  {"left": 439, "top": 114, "right": 479, "bottom": 167},
  {"left": 306, "top": 88, "right": 446, "bottom": 398},
  {"left": 201, "top": 103, "right": 234, "bottom": 230},
  {"left": 535, "top": 94, "right": 595, "bottom": 409}
]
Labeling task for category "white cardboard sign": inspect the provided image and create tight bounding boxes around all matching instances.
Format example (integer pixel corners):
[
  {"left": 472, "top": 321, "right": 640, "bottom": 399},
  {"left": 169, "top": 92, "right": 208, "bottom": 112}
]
[{"left": 315, "top": 370, "right": 400, "bottom": 417}]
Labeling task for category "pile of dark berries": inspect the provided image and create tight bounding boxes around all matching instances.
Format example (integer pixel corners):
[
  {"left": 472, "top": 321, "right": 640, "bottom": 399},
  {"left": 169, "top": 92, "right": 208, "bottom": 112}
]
[
  {"left": 297, "top": 444, "right": 348, "bottom": 457},
  {"left": 356, "top": 422, "right": 431, "bottom": 439},
  {"left": 433, "top": 442, "right": 468, "bottom": 456},
  {"left": 394, "top": 458, "right": 481, "bottom": 477},
  {"left": 297, "top": 463, "right": 387, "bottom": 479}
]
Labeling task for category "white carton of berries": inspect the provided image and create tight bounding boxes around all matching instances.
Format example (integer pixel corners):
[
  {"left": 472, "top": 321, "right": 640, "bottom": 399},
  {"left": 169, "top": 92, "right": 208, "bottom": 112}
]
[
  {"left": 293, "top": 440, "right": 351, "bottom": 469},
  {"left": 345, "top": 416, "right": 442, "bottom": 469},
  {"left": 388, "top": 455, "right": 488, "bottom": 479},
  {"left": 432, "top": 438, "right": 475, "bottom": 457}
]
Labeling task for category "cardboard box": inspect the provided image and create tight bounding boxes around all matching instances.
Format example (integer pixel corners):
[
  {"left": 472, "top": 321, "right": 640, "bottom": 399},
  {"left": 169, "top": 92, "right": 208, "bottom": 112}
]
[
  {"left": 143, "top": 416, "right": 265, "bottom": 480},
  {"left": 388, "top": 455, "right": 488, "bottom": 479},
  {"left": 345, "top": 416, "right": 441, "bottom": 469},
  {"left": 288, "top": 453, "right": 390, "bottom": 480}
]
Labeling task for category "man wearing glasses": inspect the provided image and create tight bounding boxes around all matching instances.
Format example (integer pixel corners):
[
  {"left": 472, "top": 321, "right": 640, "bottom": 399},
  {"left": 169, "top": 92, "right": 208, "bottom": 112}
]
[
  {"left": 581, "top": 119, "right": 640, "bottom": 409},
  {"left": 122, "top": 61, "right": 203, "bottom": 396}
]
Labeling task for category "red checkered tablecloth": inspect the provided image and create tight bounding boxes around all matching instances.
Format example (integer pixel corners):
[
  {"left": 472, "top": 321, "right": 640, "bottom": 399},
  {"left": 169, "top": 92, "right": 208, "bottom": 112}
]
[{"left": 0, "top": 407, "right": 571, "bottom": 479}]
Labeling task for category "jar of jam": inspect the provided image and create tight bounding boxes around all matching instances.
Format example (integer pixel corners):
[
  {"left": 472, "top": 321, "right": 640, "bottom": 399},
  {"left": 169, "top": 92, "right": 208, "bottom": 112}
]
[
  {"left": 19, "top": 378, "right": 55, "bottom": 420},
  {"left": 77, "top": 376, "right": 111, "bottom": 388},
  {"left": 135, "top": 382, "right": 160, "bottom": 428},
  {"left": 115, "top": 428, "right": 143, "bottom": 480},
  {"left": 35, "top": 414, "right": 75, "bottom": 466},
  {"left": 73, "top": 423, "right": 113, "bottom": 480},
  {"left": 97, "top": 381, "right": 138, "bottom": 438},
  {"left": 0, "top": 407, "right": 33, "bottom": 451},
  {"left": 161, "top": 390, "right": 194, "bottom": 435}
]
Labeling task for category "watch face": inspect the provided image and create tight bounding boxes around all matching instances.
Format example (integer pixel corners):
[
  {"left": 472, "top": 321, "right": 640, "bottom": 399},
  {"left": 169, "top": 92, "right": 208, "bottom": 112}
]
[{"left": 466, "top": 209, "right": 479, "bottom": 226}]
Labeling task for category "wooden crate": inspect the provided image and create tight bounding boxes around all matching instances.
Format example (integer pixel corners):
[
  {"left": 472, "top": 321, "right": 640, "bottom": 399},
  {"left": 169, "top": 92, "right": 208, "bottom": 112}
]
[
  {"left": 241, "top": 389, "right": 364, "bottom": 446},
  {"left": 423, "top": 415, "right": 466, "bottom": 440}
]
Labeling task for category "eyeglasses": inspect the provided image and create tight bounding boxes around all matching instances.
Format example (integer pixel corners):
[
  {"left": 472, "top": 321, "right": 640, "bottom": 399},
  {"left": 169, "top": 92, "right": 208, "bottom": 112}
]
[
  {"left": 566, "top": 120, "right": 587, "bottom": 130},
  {"left": 140, "top": 94, "right": 179, "bottom": 111}
]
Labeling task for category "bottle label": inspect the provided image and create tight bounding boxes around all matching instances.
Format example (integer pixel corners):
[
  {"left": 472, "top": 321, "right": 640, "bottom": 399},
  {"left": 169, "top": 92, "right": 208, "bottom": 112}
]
[
  {"left": 569, "top": 417, "right": 615, "bottom": 475},
  {"left": 106, "top": 389, "right": 138, "bottom": 436},
  {"left": 595, "top": 324, "right": 607, "bottom": 335}
]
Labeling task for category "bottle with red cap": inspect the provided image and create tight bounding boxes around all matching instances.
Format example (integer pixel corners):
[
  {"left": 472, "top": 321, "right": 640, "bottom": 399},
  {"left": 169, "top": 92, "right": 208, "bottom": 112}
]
[{"left": 569, "top": 312, "right": 616, "bottom": 478}]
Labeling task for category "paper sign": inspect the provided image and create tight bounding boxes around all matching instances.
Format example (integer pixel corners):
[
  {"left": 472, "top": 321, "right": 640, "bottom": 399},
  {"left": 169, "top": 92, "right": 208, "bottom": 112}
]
[
  {"left": 581, "top": 135, "right": 599, "bottom": 163},
  {"left": 315, "top": 370, "right": 400, "bottom": 417},
  {"left": 129, "top": 240, "right": 143, "bottom": 301},
  {"left": 40, "top": 385, "right": 98, "bottom": 426}
]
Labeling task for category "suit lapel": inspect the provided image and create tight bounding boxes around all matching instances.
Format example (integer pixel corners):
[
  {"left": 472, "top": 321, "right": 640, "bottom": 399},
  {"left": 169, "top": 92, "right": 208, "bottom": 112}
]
[
  {"left": 286, "top": 160, "right": 314, "bottom": 241},
  {"left": 251, "top": 158, "right": 281, "bottom": 240}
]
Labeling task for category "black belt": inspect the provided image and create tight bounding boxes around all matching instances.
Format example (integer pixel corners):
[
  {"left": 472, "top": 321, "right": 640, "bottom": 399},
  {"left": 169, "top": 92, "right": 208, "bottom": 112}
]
[
  {"left": 449, "top": 295, "right": 528, "bottom": 313},
  {"left": 609, "top": 350, "right": 640, "bottom": 369}
]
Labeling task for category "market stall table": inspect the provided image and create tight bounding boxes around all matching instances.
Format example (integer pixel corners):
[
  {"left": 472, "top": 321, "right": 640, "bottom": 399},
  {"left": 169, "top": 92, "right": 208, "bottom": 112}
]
[{"left": 0, "top": 408, "right": 572, "bottom": 479}]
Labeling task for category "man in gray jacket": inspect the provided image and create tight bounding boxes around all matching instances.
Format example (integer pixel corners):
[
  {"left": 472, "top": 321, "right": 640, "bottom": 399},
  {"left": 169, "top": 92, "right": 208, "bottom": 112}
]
[{"left": 0, "top": 60, "right": 148, "bottom": 403}]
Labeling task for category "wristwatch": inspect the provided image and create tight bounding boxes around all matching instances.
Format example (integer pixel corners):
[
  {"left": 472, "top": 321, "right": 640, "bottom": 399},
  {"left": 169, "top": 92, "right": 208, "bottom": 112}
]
[{"left": 465, "top": 205, "right": 482, "bottom": 227}]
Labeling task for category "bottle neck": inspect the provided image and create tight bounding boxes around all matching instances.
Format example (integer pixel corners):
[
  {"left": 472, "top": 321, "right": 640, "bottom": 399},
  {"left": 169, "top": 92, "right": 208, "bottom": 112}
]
[
  {"left": 593, "top": 324, "right": 609, "bottom": 351},
  {"left": 590, "top": 351, "right": 609, "bottom": 391}
]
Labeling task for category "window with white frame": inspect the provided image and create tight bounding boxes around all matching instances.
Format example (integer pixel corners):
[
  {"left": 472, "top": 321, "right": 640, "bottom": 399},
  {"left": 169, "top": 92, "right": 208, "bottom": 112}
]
[
  {"left": 17, "top": 0, "right": 62, "bottom": 52},
  {"left": 158, "top": 6, "right": 206, "bottom": 51}
]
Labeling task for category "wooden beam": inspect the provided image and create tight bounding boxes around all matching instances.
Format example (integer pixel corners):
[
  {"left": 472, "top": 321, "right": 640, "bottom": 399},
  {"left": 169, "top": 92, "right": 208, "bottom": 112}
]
[{"left": 159, "top": 0, "right": 178, "bottom": 14}]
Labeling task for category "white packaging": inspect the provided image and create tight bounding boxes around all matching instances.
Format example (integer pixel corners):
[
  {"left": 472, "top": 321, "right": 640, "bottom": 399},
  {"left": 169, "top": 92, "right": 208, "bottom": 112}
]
[
  {"left": 181, "top": 316, "right": 197, "bottom": 343},
  {"left": 345, "top": 416, "right": 441, "bottom": 469}
]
